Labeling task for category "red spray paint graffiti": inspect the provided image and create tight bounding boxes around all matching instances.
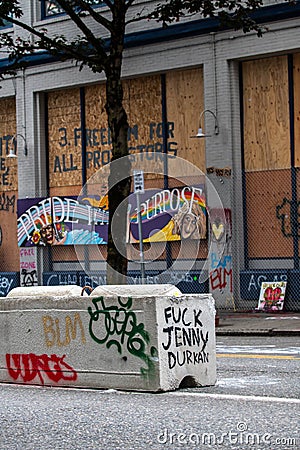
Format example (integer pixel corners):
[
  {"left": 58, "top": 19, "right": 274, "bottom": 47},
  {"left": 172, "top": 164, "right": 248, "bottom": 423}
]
[
  {"left": 6, "top": 353, "right": 77, "bottom": 385},
  {"left": 209, "top": 266, "right": 233, "bottom": 292}
]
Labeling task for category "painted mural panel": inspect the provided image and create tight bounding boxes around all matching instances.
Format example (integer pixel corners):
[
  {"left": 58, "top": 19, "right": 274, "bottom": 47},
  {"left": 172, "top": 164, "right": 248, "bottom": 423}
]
[
  {"left": 17, "top": 196, "right": 108, "bottom": 247},
  {"left": 17, "top": 185, "right": 206, "bottom": 247},
  {"left": 243, "top": 56, "right": 290, "bottom": 171},
  {"left": 128, "top": 185, "right": 206, "bottom": 243},
  {"left": 48, "top": 88, "right": 82, "bottom": 188}
]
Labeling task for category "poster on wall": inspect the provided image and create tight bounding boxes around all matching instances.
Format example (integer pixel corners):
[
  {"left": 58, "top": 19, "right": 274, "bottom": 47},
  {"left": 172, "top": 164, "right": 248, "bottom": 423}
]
[
  {"left": 19, "top": 247, "right": 38, "bottom": 286},
  {"left": 17, "top": 185, "right": 206, "bottom": 247},
  {"left": 256, "top": 281, "right": 287, "bottom": 311}
]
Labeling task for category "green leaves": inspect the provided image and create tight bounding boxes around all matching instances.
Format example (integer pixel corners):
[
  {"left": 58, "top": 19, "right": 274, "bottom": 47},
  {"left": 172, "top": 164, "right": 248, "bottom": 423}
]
[{"left": 150, "top": 0, "right": 266, "bottom": 35}]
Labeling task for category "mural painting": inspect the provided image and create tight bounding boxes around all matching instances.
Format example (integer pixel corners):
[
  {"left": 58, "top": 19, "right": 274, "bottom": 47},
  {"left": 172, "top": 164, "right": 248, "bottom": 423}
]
[
  {"left": 128, "top": 185, "right": 206, "bottom": 243},
  {"left": 17, "top": 195, "right": 108, "bottom": 247},
  {"left": 17, "top": 186, "right": 206, "bottom": 247}
]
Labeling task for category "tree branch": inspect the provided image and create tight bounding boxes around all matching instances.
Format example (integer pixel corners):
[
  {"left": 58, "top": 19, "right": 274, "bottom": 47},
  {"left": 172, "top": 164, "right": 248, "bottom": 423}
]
[
  {"left": 54, "top": 0, "right": 111, "bottom": 49},
  {"left": 61, "top": 0, "right": 114, "bottom": 31},
  {"left": 0, "top": 14, "right": 108, "bottom": 71}
]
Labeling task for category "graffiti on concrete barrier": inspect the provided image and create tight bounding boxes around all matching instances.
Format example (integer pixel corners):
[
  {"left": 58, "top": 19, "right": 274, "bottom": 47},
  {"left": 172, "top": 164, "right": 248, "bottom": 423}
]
[
  {"left": 88, "top": 296, "right": 157, "bottom": 377},
  {"left": 162, "top": 306, "right": 209, "bottom": 369},
  {"left": 43, "top": 312, "right": 86, "bottom": 348},
  {"left": 6, "top": 353, "right": 77, "bottom": 385}
]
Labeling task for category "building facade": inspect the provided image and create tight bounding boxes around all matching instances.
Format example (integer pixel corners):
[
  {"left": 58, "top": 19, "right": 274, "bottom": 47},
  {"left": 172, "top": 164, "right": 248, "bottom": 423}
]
[{"left": 1, "top": 0, "right": 300, "bottom": 311}]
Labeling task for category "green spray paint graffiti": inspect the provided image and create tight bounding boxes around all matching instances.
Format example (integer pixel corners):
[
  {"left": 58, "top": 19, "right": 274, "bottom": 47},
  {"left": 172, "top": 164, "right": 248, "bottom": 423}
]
[{"left": 87, "top": 296, "right": 157, "bottom": 377}]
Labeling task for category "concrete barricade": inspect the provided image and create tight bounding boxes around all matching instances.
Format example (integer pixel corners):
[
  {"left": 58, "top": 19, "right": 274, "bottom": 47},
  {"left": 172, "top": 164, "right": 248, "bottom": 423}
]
[{"left": 0, "top": 285, "right": 216, "bottom": 391}]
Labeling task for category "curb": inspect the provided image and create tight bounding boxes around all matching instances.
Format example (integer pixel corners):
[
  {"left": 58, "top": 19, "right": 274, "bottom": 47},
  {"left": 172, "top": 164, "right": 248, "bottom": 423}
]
[{"left": 216, "top": 329, "right": 300, "bottom": 336}]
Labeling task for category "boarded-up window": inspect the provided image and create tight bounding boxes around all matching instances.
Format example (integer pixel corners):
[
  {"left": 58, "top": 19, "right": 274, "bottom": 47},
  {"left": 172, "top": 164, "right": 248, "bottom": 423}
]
[
  {"left": 0, "top": 97, "right": 19, "bottom": 271},
  {"left": 243, "top": 56, "right": 292, "bottom": 259},
  {"left": 48, "top": 88, "right": 82, "bottom": 188}
]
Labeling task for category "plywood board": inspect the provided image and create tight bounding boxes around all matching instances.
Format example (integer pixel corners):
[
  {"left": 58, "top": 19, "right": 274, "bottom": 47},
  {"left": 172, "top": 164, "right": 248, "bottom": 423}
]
[
  {"left": 84, "top": 77, "right": 164, "bottom": 182},
  {"left": 0, "top": 190, "right": 19, "bottom": 270},
  {"left": 0, "top": 97, "right": 17, "bottom": 191},
  {"left": 293, "top": 53, "right": 300, "bottom": 167},
  {"left": 124, "top": 75, "right": 163, "bottom": 180},
  {"left": 243, "top": 56, "right": 290, "bottom": 171},
  {"left": 166, "top": 68, "right": 205, "bottom": 172},
  {"left": 48, "top": 89, "right": 82, "bottom": 187},
  {"left": 245, "top": 170, "right": 293, "bottom": 258},
  {"left": 49, "top": 185, "right": 82, "bottom": 198},
  {"left": 84, "top": 84, "right": 109, "bottom": 182}
]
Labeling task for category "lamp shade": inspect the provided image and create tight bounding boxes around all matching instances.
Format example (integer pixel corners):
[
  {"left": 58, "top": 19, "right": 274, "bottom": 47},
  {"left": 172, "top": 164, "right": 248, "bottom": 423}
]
[{"left": 7, "top": 149, "right": 17, "bottom": 158}]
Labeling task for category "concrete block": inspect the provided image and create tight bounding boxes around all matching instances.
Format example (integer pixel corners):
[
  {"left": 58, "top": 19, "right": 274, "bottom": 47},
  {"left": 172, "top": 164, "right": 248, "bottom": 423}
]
[
  {"left": 90, "top": 283, "right": 182, "bottom": 297},
  {"left": 6, "top": 285, "right": 87, "bottom": 297},
  {"left": 0, "top": 289, "right": 216, "bottom": 391}
]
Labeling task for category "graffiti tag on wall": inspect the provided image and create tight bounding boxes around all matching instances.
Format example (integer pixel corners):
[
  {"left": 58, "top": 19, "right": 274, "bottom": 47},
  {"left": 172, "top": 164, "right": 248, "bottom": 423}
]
[
  {"left": 88, "top": 296, "right": 157, "bottom": 377},
  {"left": 0, "top": 193, "right": 15, "bottom": 212},
  {"left": 6, "top": 353, "right": 77, "bottom": 385},
  {"left": 276, "top": 197, "right": 300, "bottom": 237},
  {"left": 0, "top": 273, "right": 18, "bottom": 297},
  {"left": 162, "top": 306, "right": 209, "bottom": 369},
  {"left": 53, "top": 123, "right": 178, "bottom": 173},
  {"left": 209, "top": 209, "right": 232, "bottom": 296}
]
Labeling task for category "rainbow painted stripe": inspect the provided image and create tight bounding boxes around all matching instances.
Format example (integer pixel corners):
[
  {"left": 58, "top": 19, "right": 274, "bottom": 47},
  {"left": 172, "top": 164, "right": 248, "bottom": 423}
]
[{"left": 130, "top": 189, "right": 206, "bottom": 223}]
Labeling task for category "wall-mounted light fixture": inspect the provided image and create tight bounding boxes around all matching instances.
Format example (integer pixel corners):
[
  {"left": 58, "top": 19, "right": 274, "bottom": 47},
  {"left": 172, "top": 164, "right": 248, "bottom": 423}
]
[
  {"left": 191, "top": 109, "right": 219, "bottom": 138},
  {"left": 7, "top": 133, "right": 28, "bottom": 158}
]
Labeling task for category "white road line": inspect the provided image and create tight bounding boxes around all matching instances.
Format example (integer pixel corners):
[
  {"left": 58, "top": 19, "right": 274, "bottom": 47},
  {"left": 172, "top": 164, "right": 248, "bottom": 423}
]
[
  {"left": 216, "top": 345, "right": 300, "bottom": 355},
  {"left": 168, "top": 391, "right": 300, "bottom": 404}
]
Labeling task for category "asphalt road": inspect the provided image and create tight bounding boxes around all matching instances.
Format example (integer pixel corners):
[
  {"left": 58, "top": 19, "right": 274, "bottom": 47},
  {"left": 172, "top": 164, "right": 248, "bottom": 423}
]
[{"left": 0, "top": 335, "right": 299, "bottom": 450}]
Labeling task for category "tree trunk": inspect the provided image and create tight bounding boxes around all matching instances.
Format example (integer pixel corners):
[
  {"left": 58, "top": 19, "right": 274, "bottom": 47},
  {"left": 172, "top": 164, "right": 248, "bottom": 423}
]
[{"left": 105, "top": 12, "right": 131, "bottom": 284}]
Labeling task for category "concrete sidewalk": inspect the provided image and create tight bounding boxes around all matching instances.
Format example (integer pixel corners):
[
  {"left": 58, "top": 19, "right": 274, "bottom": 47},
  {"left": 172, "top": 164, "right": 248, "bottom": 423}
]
[{"left": 216, "top": 311, "right": 300, "bottom": 336}]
